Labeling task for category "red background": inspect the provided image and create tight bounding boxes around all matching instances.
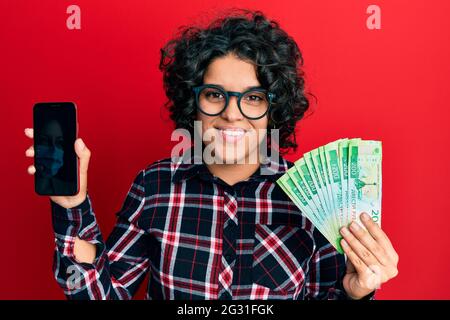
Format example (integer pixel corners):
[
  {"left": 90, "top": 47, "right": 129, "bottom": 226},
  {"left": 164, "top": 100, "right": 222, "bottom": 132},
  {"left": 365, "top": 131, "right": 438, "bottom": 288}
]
[{"left": 1, "top": 0, "right": 449, "bottom": 299}]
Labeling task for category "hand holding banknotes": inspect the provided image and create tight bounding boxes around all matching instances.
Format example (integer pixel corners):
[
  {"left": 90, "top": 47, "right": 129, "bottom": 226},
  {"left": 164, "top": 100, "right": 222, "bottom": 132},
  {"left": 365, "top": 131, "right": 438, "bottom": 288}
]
[
  {"left": 340, "top": 212, "right": 399, "bottom": 299},
  {"left": 277, "top": 138, "right": 398, "bottom": 299}
]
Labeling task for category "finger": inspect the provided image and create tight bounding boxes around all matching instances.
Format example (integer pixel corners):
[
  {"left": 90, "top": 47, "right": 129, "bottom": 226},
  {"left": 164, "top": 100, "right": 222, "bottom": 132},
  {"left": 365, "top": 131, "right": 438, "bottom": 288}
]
[
  {"left": 342, "top": 238, "right": 383, "bottom": 290},
  {"left": 75, "top": 138, "right": 90, "bottom": 172},
  {"left": 25, "top": 146, "right": 34, "bottom": 157},
  {"left": 24, "top": 128, "right": 34, "bottom": 139},
  {"left": 341, "top": 239, "right": 382, "bottom": 290},
  {"left": 341, "top": 239, "right": 370, "bottom": 276},
  {"left": 348, "top": 219, "right": 390, "bottom": 266},
  {"left": 340, "top": 225, "right": 380, "bottom": 267},
  {"left": 360, "top": 212, "right": 394, "bottom": 250},
  {"left": 360, "top": 212, "right": 398, "bottom": 262},
  {"left": 27, "top": 165, "right": 36, "bottom": 175},
  {"left": 74, "top": 138, "right": 90, "bottom": 193}
]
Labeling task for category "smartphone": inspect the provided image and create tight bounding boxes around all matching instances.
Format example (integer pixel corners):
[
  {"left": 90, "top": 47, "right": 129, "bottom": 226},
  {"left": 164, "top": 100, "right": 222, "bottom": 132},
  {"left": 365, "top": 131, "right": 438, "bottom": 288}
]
[{"left": 33, "top": 102, "right": 79, "bottom": 196}]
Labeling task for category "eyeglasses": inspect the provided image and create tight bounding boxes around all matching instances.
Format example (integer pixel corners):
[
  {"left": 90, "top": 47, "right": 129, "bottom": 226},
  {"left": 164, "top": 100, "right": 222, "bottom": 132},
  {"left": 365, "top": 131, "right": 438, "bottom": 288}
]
[{"left": 192, "top": 84, "right": 276, "bottom": 120}]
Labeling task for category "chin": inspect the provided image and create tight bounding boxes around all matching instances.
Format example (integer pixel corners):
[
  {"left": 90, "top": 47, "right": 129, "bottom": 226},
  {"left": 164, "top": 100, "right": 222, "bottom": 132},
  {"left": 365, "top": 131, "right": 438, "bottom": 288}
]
[
  {"left": 213, "top": 143, "right": 262, "bottom": 165},
  {"left": 213, "top": 145, "right": 246, "bottom": 164},
  {"left": 202, "top": 129, "right": 262, "bottom": 165},
  {"left": 201, "top": 143, "right": 243, "bottom": 164}
]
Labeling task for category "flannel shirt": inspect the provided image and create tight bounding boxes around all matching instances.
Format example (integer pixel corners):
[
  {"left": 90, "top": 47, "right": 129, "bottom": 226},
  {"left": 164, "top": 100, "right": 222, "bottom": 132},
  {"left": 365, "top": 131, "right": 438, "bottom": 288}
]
[{"left": 50, "top": 149, "right": 375, "bottom": 300}]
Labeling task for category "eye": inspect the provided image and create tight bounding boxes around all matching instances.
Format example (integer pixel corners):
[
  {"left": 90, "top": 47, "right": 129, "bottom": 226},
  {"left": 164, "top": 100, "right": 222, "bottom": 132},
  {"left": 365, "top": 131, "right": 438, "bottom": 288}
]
[
  {"left": 207, "top": 92, "right": 224, "bottom": 99},
  {"left": 37, "top": 135, "right": 50, "bottom": 145},
  {"left": 243, "top": 92, "right": 267, "bottom": 105},
  {"left": 247, "top": 95, "right": 263, "bottom": 101},
  {"left": 202, "top": 88, "right": 225, "bottom": 102}
]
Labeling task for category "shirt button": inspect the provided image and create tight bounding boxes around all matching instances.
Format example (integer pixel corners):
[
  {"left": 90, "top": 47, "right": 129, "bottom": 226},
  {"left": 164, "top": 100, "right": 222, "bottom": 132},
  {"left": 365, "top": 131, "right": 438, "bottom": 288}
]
[{"left": 225, "top": 254, "right": 233, "bottom": 261}]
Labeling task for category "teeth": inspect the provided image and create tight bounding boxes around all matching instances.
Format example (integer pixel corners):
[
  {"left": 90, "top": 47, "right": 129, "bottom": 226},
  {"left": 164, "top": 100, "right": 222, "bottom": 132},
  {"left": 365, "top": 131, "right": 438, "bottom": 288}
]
[{"left": 222, "top": 130, "right": 245, "bottom": 136}]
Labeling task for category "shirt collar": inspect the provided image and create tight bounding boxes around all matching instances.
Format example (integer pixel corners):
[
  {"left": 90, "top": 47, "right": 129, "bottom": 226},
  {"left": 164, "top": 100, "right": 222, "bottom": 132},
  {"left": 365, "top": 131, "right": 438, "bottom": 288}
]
[{"left": 170, "top": 148, "right": 291, "bottom": 184}]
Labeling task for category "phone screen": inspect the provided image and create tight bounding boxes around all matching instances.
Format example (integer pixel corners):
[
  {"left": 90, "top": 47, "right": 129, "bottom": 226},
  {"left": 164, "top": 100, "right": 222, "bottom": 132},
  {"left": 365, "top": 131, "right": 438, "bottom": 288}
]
[{"left": 33, "top": 102, "right": 79, "bottom": 196}]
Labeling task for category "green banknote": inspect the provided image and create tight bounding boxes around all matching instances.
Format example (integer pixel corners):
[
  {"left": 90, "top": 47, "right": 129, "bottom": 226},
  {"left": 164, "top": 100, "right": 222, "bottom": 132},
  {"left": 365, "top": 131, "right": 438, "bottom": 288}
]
[
  {"left": 277, "top": 174, "right": 336, "bottom": 247},
  {"left": 324, "top": 140, "right": 345, "bottom": 228},
  {"left": 348, "top": 139, "right": 382, "bottom": 228},
  {"left": 338, "top": 139, "right": 350, "bottom": 226},
  {"left": 291, "top": 159, "right": 333, "bottom": 237},
  {"left": 277, "top": 138, "right": 382, "bottom": 254},
  {"left": 310, "top": 148, "right": 333, "bottom": 218},
  {"left": 285, "top": 166, "right": 332, "bottom": 238},
  {"left": 304, "top": 152, "right": 331, "bottom": 222}
]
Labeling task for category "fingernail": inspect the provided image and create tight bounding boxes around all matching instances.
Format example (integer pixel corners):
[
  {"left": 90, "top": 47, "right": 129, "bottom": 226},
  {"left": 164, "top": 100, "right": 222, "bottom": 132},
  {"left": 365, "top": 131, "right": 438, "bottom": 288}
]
[
  {"left": 361, "top": 212, "right": 370, "bottom": 221},
  {"left": 350, "top": 222, "right": 360, "bottom": 231},
  {"left": 78, "top": 139, "right": 85, "bottom": 150},
  {"left": 340, "top": 227, "right": 350, "bottom": 236}
]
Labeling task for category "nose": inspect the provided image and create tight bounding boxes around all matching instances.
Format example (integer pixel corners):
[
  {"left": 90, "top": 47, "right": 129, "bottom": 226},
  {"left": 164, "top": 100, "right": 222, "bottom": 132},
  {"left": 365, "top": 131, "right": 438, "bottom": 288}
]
[
  {"left": 48, "top": 138, "right": 57, "bottom": 148},
  {"left": 221, "top": 96, "right": 244, "bottom": 122}
]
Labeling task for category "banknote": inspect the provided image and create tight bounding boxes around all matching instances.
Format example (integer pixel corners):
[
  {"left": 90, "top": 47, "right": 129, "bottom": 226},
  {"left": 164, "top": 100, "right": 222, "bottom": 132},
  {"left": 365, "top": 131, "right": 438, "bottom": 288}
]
[
  {"left": 286, "top": 167, "right": 333, "bottom": 237},
  {"left": 277, "top": 173, "right": 337, "bottom": 247},
  {"left": 348, "top": 139, "right": 382, "bottom": 228},
  {"left": 324, "top": 140, "right": 345, "bottom": 229},
  {"left": 277, "top": 138, "right": 382, "bottom": 254}
]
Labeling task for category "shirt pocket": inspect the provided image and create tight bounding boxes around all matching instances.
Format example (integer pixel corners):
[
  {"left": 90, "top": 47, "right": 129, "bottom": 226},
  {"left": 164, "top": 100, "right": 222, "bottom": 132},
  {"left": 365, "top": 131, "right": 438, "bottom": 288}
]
[{"left": 252, "top": 223, "right": 315, "bottom": 295}]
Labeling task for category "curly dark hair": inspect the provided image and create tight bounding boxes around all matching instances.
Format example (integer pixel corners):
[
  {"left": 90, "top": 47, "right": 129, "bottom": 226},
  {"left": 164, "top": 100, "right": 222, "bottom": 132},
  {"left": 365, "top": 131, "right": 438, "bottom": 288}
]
[{"left": 159, "top": 8, "right": 313, "bottom": 154}]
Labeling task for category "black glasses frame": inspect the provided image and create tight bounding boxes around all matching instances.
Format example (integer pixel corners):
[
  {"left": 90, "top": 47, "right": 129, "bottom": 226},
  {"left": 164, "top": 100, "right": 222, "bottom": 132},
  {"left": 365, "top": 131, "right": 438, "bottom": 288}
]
[{"left": 192, "top": 84, "right": 276, "bottom": 120}]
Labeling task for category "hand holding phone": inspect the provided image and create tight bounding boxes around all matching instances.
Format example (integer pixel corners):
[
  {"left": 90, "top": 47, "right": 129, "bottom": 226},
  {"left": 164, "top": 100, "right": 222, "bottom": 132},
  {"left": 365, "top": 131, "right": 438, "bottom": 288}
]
[
  {"left": 25, "top": 103, "right": 91, "bottom": 208},
  {"left": 25, "top": 128, "right": 90, "bottom": 208}
]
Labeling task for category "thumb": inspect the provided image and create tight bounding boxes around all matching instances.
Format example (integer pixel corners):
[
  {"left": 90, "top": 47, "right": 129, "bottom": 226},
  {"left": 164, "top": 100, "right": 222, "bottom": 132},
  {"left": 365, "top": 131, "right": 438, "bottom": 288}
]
[{"left": 74, "top": 138, "right": 91, "bottom": 193}]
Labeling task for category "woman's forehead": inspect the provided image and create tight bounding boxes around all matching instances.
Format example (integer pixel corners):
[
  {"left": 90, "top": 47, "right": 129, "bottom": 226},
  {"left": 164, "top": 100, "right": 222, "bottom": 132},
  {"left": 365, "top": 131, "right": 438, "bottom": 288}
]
[{"left": 203, "top": 54, "right": 260, "bottom": 90}]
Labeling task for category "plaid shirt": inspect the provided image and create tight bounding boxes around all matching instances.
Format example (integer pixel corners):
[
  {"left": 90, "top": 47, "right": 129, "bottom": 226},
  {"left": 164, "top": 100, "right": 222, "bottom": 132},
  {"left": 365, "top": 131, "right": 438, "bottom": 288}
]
[{"left": 50, "top": 149, "right": 374, "bottom": 300}]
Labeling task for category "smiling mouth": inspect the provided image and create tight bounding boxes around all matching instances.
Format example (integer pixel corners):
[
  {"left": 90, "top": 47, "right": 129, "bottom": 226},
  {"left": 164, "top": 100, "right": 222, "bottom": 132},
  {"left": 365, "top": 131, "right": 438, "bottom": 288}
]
[{"left": 214, "top": 127, "right": 248, "bottom": 142}]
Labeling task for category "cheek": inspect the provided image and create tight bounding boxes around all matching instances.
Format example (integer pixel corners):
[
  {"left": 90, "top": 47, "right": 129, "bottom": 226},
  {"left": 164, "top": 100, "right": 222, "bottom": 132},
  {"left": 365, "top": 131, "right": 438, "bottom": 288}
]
[
  {"left": 250, "top": 118, "right": 268, "bottom": 140},
  {"left": 196, "top": 112, "right": 209, "bottom": 130},
  {"left": 249, "top": 114, "right": 269, "bottom": 129},
  {"left": 196, "top": 112, "right": 218, "bottom": 140}
]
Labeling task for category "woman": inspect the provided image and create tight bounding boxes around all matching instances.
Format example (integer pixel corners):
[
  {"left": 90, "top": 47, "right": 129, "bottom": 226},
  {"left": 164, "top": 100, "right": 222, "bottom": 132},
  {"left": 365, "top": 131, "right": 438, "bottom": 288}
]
[
  {"left": 34, "top": 118, "right": 72, "bottom": 195},
  {"left": 24, "top": 9, "right": 398, "bottom": 300}
]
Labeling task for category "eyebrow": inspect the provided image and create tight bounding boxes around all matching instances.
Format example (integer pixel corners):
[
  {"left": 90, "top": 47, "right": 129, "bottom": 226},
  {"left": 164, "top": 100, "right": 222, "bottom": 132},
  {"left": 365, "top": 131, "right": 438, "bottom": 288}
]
[{"left": 205, "top": 84, "right": 265, "bottom": 91}]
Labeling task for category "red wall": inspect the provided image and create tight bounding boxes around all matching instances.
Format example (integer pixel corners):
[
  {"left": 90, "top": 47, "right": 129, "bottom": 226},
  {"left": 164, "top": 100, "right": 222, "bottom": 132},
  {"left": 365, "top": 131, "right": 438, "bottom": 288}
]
[{"left": 1, "top": 0, "right": 449, "bottom": 299}]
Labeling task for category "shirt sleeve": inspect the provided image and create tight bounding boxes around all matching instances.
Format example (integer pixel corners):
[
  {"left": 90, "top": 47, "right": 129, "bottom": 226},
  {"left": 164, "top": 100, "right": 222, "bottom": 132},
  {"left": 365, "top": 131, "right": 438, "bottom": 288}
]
[
  {"left": 303, "top": 227, "right": 376, "bottom": 300},
  {"left": 50, "top": 169, "right": 150, "bottom": 300}
]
